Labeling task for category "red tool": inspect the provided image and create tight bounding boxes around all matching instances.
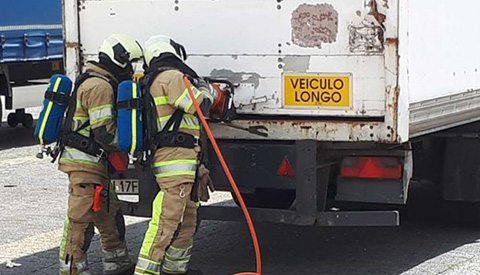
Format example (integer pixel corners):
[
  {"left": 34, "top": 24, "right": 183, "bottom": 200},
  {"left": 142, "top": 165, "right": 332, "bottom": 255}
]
[{"left": 93, "top": 185, "right": 104, "bottom": 212}]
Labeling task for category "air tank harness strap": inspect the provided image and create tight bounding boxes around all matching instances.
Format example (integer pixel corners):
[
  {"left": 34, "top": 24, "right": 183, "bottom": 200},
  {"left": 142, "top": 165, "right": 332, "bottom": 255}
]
[
  {"left": 151, "top": 109, "right": 201, "bottom": 151},
  {"left": 44, "top": 91, "right": 70, "bottom": 106},
  {"left": 62, "top": 121, "right": 107, "bottom": 159},
  {"left": 117, "top": 98, "right": 144, "bottom": 110}
]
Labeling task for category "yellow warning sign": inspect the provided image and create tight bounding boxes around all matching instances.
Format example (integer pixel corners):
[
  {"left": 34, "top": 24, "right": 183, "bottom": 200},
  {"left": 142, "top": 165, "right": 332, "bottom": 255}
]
[{"left": 284, "top": 73, "right": 352, "bottom": 108}]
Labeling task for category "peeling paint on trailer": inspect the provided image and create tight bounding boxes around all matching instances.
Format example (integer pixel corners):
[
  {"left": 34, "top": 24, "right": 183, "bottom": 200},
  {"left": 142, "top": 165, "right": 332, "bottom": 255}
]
[
  {"left": 209, "top": 120, "right": 393, "bottom": 143},
  {"left": 282, "top": 56, "right": 311, "bottom": 73},
  {"left": 291, "top": 3, "right": 339, "bottom": 48},
  {"left": 348, "top": 0, "right": 387, "bottom": 54}
]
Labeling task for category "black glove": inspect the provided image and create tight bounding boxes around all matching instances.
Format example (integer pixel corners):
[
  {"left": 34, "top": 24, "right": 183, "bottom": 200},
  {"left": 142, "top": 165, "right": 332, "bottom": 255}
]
[{"left": 190, "top": 76, "right": 209, "bottom": 90}]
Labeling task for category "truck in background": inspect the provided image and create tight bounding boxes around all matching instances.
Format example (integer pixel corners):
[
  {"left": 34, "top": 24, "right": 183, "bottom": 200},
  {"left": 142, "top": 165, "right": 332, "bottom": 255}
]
[
  {"left": 0, "top": 0, "right": 63, "bottom": 129},
  {"left": 65, "top": 0, "right": 480, "bottom": 227}
]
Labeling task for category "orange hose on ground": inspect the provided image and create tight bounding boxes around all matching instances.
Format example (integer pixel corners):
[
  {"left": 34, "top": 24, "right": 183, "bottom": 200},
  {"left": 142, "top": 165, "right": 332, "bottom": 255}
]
[{"left": 184, "top": 77, "right": 262, "bottom": 275}]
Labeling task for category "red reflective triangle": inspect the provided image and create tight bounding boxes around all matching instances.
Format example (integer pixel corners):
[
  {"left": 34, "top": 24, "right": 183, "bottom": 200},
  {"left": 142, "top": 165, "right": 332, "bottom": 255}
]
[
  {"left": 277, "top": 157, "right": 295, "bottom": 177},
  {"left": 359, "top": 158, "right": 382, "bottom": 178}
]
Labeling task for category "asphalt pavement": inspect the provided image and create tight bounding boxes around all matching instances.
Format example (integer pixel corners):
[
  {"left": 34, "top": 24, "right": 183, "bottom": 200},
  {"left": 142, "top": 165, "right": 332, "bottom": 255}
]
[{"left": 2, "top": 110, "right": 480, "bottom": 275}]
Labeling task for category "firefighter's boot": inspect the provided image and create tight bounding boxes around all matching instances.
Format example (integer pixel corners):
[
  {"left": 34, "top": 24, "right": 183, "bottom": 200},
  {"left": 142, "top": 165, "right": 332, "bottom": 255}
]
[
  {"left": 102, "top": 247, "right": 135, "bottom": 275},
  {"left": 59, "top": 259, "right": 92, "bottom": 275}
]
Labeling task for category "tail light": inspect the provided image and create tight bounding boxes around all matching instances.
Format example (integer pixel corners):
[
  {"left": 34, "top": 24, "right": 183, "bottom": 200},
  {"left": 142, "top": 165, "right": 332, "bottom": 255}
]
[
  {"left": 109, "top": 152, "right": 129, "bottom": 172},
  {"left": 341, "top": 157, "right": 403, "bottom": 179}
]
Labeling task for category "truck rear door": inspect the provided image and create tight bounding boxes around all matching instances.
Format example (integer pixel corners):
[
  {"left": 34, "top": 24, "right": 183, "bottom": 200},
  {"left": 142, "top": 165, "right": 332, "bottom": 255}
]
[{"left": 67, "top": 0, "right": 404, "bottom": 142}]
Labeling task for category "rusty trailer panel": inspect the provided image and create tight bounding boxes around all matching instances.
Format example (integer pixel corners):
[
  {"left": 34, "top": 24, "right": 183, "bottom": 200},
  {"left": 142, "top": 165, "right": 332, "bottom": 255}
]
[{"left": 64, "top": 0, "right": 480, "bottom": 143}]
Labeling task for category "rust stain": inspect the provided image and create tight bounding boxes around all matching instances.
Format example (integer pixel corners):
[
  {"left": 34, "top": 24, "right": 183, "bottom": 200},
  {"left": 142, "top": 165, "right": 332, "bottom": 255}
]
[
  {"left": 368, "top": 0, "right": 386, "bottom": 27},
  {"left": 291, "top": 3, "right": 339, "bottom": 48},
  {"left": 385, "top": 38, "right": 398, "bottom": 46},
  {"left": 386, "top": 37, "right": 400, "bottom": 142},
  {"left": 65, "top": 42, "right": 79, "bottom": 48}
]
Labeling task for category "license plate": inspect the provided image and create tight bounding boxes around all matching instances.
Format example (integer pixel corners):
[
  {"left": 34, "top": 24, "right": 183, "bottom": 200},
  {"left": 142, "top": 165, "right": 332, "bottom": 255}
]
[
  {"left": 283, "top": 73, "right": 352, "bottom": 108},
  {"left": 112, "top": 179, "right": 139, "bottom": 194},
  {"left": 112, "top": 179, "right": 139, "bottom": 203}
]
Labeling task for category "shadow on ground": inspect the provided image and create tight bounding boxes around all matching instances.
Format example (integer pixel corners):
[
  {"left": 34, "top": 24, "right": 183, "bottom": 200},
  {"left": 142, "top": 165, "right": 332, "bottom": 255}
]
[
  {"left": 1, "top": 185, "right": 480, "bottom": 275},
  {"left": 0, "top": 120, "right": 38, "bottom": 150}
]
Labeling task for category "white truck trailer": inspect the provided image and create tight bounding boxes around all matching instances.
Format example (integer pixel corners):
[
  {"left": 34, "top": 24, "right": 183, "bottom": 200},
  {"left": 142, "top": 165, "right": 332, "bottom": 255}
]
[{"left": 64, "top": 0, "right": 480, "bottom": 226}]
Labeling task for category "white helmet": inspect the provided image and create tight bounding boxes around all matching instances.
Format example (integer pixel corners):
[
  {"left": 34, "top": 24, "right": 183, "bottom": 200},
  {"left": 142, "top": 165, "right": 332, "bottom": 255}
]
[
  {"left": 99, "top": 34, "right": 143, "bottom": 68},
  {"left": 144, "top": 35, "right": 187, "bottom": 68}
]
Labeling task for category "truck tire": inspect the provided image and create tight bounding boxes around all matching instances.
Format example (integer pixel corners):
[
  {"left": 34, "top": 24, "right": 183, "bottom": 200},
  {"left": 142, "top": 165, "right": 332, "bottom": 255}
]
[
  {"left": 7, "top": 113, "right": 18, "bottom": 128},
  {"left": 232, "top": 188, "right": 296, "bottom": 209},
  {"left": 21, "top": 113, "right": 34, "bottom": 128}
]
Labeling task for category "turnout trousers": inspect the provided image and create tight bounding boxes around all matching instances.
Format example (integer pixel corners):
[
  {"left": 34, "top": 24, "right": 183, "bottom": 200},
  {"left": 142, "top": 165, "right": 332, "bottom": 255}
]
[
  {"left": 135, "top": 180, "right": 198, "bottom": 275},
  {"left": 59, "top": 171, "right": 132, "bottom": 275}
]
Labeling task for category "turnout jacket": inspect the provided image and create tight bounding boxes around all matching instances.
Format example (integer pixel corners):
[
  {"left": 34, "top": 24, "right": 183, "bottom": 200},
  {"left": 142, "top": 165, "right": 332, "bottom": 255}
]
[
  {"left": 58, "top": 63, "right": 118, "bottom": 178},
  {"left": 150, "top": 69, "right": 211, "bottom": 185}
]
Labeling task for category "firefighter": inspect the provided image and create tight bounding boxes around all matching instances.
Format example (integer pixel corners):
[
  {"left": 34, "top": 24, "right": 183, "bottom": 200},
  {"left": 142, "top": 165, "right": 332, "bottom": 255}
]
[
  {"left": 134, "top": 35, "right": 223, "bottom": 275},
  {"left": 58, "top": 34, "right": 143, "bottom": 275}
]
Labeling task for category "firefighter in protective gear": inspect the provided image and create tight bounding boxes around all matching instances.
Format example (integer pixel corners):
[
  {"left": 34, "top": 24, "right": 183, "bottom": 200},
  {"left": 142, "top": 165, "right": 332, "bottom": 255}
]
[
  {"left": 135, "top": 36, "right": 222, "bottom": 275},
  {"left": 58, "top": 34, "right": 143, "bottom": 275}
]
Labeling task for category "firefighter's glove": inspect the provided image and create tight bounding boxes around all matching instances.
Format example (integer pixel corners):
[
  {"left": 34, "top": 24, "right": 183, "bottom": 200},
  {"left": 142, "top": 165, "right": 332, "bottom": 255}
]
[
  {"left": 195, "top": 77, "right": 209, "bottom": 91},
  {"left": 197, "top": 164, "right": 215, "bottom": 202}
]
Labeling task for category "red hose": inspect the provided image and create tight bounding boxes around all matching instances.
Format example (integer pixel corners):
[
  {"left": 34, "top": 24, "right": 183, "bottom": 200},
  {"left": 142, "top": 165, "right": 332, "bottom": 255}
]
[{"left": 184, "top": 77, "right": 262, "bottom": 275}]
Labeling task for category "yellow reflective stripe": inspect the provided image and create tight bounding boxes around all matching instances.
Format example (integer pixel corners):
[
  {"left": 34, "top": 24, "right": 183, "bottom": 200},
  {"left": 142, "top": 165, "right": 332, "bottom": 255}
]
[
  {"left": 72, "top": 117, "right": 89, "bottom": 135},
  {"left": 130, "top": 82, "right": 138, "bottom": 155},
  {"left": 153, "top": 164, "right": 197, "bottom": 176},
  {"left": 179, "top": 124, "right": 200, "bottom": 130},
  {"left": 89, "top": 104, "right": 114, "bottom": 124},
  {"left": 162, "top": 257, "right": 189, "bottom": 274},
  {"left": 154, "top": 96, "right": 169, "bottom": 106},
  {"left": 59, "top": 158, "right": 104, "bottom": 167},
  {"left": 90, "top": 115, "right": 113, "bottom": 125},
  {"left": 59, "top": 216, "right": 70, "bottom": 259},
  {"left": 136, "top": 256, "right": 161, "bottom": 273},
  {"left": 174, "top": 90, "right": 189, "bottom": 108},
  {"left": 180, "top": 115, "right": 200, "bottom": 130},
  {"left": 134, "top": 266, "right": 160, "bottom": 275},
  {"left": 153, "top": 159, "right": 198, "bottom": 167},
  {"left": 89, "top": 104, "right": 113, "bottom": 112},
  {"left": 164, "top": 256, "right": 190, "bottom": 263},
  {"left": 76, "top": 99, "right": 82, "bottom": 109},
  {"left": 140, "top": 191, "right": 165, "bottom": 257},
  {"left": 78, "top": 128, "right": 90, "bottom": 137},
  {"left": 184, "top": 89, "right": 202, "bottom": 113},
  {"left": 59, "top": 147, "right": 103, "bottom": 167},
  {"left": 175, "top": 88, "right": 202, "bottom": 112},
  {"left": 39, "top": 77, "right": 62, "bottom": 144},
  {"left": 73, "top": 116, "right": 88, "bottom": 121},
  {"left": 157, "top": 114, "right": 200, "bottom": 131},
  {"left": 165, "top": 245, "right": 193, "bottom": 259},
  {"left": 155, "top": 171, "right": 196, "bottom": 179},
  {"left": 158, "top": 115, "right": 172, "bottom": 122},
  {"left": 152, "top": 159, "right": 198, "bottom": 178}
]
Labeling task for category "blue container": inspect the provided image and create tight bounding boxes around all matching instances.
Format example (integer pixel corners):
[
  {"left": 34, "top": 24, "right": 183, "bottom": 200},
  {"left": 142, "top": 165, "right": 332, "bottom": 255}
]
[
  {"left": 0, "top": 0, "right": 63, "bottom": 63},
  {"left": 34, "top": 75, "right": 73, "bottom": 145},
  {"left": 117, "top": 81, "right": 144, "bottom": 153}
]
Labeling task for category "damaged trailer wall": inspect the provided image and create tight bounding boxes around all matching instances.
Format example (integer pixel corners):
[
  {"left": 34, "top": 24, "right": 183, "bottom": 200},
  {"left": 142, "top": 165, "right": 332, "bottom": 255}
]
[{"left": 67, "top": 0, "right": 405, "bottom": 142}]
